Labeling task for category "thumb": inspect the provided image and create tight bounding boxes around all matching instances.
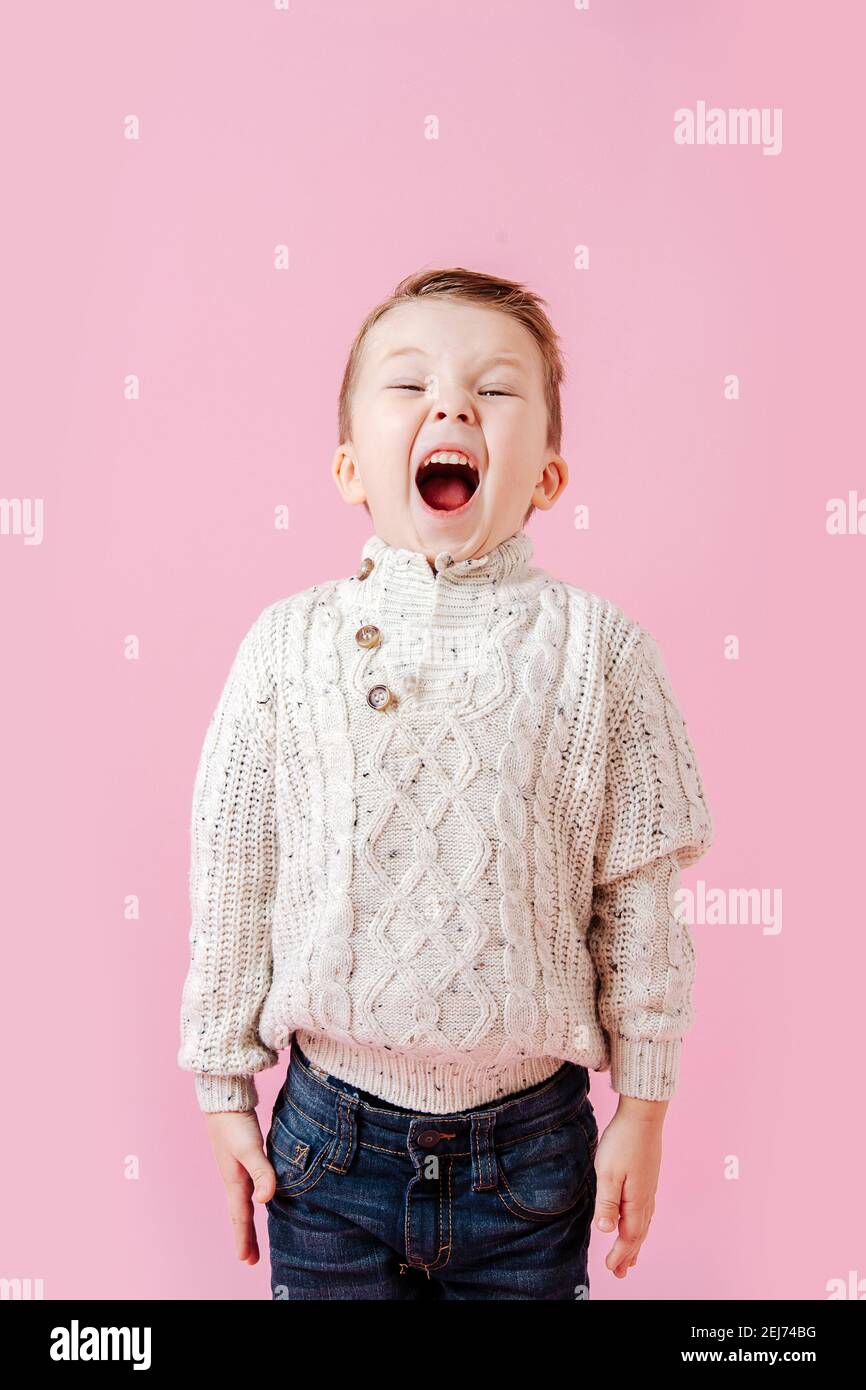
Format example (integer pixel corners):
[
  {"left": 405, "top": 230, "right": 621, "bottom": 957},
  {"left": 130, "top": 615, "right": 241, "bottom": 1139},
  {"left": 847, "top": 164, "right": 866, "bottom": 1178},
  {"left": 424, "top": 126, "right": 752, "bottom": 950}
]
[
  {"left": 593, "top": 1185, "right": 621, "bottom": 1233},
  {"left": 241, "top": 1144, "right": 277, "bottom": 1203}
]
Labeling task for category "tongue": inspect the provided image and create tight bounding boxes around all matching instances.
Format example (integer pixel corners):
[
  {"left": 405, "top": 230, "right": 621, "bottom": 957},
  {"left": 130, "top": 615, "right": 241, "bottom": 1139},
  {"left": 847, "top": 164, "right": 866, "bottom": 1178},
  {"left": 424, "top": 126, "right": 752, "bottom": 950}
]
[{"left": 419, "top": 473, "right": 474, "bottom": 511}]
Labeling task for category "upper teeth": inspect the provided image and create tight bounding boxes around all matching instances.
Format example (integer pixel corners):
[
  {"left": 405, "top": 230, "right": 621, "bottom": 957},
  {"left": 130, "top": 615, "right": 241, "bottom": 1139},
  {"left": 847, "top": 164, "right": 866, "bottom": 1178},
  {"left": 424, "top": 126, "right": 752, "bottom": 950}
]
[{"left": 423, "top": 451, "right": 474, "bottom": 468}]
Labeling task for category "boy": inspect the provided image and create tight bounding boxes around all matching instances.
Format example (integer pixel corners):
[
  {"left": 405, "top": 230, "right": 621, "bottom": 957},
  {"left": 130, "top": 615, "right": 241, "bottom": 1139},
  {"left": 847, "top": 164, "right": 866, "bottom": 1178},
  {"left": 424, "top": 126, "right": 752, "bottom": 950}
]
[{"left": 178, "top": 266, "right": 714, "bottom": 1299}]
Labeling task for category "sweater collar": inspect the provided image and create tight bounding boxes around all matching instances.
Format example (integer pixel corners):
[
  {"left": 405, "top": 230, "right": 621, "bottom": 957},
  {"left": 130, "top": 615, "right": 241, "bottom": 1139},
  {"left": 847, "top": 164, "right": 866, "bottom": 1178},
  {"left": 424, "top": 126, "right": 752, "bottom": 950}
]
[
  {"left": 351, "top": 528, "right": 536, "bottom": 628},
  {"left": 358, "top": 528, "right": 533, "bottom": 587}
]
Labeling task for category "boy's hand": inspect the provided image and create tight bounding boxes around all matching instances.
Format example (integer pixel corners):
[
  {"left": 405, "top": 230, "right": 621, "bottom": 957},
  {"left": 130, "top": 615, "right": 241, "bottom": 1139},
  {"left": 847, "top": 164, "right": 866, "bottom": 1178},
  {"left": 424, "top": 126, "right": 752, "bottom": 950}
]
[
  {"left": 204, "top": 1111, "right": 277, "bottom": 1265},
  {"left": 592, "top": 1095, "right": 669, "bottom": 1279}
]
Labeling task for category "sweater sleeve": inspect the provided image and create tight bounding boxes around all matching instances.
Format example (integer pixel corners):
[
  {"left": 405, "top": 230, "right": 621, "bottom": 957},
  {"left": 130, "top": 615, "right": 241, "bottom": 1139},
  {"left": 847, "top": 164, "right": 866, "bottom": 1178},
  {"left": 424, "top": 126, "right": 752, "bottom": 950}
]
[
  {"left": 177, "top": 606, "right": 280, "bottom": 1114},
  {"left": 588, "top": 624, "right": 714, "bottom": 1100}
]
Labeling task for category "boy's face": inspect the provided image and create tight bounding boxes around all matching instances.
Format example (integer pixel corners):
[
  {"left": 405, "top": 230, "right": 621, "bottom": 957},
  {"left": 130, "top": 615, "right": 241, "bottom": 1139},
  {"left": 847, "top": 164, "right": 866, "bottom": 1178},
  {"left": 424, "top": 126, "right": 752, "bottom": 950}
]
[{"left": 331, "top": 298, "right": 568, "bottom": 566}]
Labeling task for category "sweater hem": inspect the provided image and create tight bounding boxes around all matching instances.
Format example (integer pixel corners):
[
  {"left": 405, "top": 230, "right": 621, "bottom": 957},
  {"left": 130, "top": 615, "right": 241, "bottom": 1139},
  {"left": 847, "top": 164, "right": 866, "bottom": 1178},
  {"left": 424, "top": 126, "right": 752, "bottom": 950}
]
[{"left": 293, "top": 1030, "right": 566, "bottom": 1115}]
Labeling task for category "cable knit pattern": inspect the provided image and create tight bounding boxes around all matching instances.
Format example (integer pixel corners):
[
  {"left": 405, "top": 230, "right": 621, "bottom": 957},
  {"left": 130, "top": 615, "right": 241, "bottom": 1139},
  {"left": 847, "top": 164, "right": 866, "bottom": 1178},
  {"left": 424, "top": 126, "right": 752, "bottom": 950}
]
[{"left": 178, "top": 528, "right": 714, "bottom": 1113}]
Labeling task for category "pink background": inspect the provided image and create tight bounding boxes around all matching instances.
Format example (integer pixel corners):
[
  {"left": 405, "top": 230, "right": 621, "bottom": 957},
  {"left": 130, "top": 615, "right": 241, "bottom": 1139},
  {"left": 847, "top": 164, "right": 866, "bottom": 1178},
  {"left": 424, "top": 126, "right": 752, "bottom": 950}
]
[{"left": 2, "top": 0, "right": 863, "bottom": 1300}]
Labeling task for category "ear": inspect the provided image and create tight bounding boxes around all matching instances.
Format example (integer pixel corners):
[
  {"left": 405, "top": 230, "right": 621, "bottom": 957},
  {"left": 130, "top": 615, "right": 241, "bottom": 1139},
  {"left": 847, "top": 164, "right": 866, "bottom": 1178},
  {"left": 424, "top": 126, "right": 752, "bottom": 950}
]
[
  {"left": 531, "top": 453, "right": 569, "bottom": 510},
  {"left": 331, "top": 444, "right": 368, "bottom": 507}
]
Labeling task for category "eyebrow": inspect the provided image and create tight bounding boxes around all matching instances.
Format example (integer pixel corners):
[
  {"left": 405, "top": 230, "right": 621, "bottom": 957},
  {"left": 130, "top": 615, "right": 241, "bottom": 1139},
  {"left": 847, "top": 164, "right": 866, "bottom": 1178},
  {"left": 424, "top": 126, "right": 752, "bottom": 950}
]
[{"left": 380, "top": 347, "right": 526, "bottom": 372}]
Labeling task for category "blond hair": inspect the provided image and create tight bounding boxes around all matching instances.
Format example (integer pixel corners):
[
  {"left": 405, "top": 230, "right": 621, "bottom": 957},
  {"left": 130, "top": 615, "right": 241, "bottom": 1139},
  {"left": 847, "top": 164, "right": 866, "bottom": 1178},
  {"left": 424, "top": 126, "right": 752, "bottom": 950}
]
[{"left": 337, "top": 266, "right": 567, "bottom": 527}]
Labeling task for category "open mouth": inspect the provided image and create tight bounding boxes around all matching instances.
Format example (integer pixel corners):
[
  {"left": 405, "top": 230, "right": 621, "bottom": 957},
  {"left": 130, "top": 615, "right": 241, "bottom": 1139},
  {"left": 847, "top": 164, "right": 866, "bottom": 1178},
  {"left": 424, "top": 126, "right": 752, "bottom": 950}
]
[{"left": 415, "top": 450, "right": 480, "bottom": 512}]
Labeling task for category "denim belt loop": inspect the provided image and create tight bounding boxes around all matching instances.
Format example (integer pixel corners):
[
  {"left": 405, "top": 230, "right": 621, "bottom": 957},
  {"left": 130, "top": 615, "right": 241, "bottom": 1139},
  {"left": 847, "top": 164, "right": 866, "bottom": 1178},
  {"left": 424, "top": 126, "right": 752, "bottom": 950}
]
[
  {"left": 469, "top": 1109, "right": 498, "bottom": 1192},
  {"left": 325, "top": 1090, "right": 360, "bottom": 1174}
]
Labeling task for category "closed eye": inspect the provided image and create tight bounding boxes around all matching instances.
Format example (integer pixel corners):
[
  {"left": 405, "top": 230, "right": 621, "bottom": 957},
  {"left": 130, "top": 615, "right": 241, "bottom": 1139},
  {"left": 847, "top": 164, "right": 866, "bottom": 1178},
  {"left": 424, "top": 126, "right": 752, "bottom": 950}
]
[{"left": 389, "top": 385, "right": 514, "bottom": 397}]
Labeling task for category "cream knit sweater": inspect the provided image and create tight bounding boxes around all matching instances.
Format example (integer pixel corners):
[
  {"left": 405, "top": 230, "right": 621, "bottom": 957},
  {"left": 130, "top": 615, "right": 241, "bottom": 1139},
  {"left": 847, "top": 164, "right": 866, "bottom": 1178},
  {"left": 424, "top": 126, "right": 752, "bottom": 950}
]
[{"left": 178, "top": 528, "right": 714, "bottom": 1114}]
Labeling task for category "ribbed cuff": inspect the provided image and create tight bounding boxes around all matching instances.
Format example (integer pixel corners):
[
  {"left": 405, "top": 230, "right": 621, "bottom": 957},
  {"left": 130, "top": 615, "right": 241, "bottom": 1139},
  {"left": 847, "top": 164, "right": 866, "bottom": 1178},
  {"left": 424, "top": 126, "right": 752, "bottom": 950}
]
[
  {"left": 194, "top": 1072, "right": 259, "bottom": 1114},
  {"left": 608, "top": 1036, "right": 682, "bottom": 1100}
]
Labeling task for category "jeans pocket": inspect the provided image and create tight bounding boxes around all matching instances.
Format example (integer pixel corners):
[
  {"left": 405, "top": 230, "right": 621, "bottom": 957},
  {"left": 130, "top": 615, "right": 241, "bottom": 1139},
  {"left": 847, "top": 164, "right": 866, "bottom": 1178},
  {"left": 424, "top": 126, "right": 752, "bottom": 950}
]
[
  {"left": 267, "top": 1090, "right": 335, "bottom": 1198},
  {"left": 495, "top": 1102, "right": 595, "bottom": 1223}
]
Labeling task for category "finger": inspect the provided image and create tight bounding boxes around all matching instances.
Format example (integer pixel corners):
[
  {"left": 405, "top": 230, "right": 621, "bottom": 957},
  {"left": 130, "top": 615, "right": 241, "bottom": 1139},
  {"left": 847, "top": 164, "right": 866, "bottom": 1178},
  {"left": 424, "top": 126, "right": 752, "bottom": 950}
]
[
  {"left": 225, "top": 1171, "right": 259, "bottom": 1264},
  {"left": 231, "top": 1143, "right": 277, "bottom": 1261},
  {"left": 611, "top": 1248, "right": 640, "bottom": 1278},
  {"left": 603, "top": 1200, "right": 648, "bottom": 1271},
  {"left": 606, "top": 1236, "right": 641, "bottom": 1271}
]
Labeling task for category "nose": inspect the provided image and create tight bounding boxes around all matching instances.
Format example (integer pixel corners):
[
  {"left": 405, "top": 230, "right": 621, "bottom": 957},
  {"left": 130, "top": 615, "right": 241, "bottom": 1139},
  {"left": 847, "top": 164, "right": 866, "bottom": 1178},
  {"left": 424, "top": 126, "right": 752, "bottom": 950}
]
[{"left": 425, "top": 380, "right": 478, "bottom": 423}]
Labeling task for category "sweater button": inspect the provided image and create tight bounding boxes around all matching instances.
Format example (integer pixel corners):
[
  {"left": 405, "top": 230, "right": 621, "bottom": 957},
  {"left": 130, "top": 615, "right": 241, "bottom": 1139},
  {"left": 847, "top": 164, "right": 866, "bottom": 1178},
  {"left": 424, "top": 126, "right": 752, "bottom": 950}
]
[
  {"left": 367, "top": 683, "right": 397, "bottom": 712},
  {"left": 356, "top": 557, "right": 374, "bottom": 581},
  {"left": 355, "top": 623, "right": 381, "bottom": 648}
]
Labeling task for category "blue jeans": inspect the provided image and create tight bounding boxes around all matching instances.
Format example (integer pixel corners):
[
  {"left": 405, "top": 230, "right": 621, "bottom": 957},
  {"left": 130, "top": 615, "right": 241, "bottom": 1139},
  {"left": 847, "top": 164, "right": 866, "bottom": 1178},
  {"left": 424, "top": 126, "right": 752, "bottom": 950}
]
[{"left": 265, "top": 1034, "right": 599, "bottom": 1300}]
